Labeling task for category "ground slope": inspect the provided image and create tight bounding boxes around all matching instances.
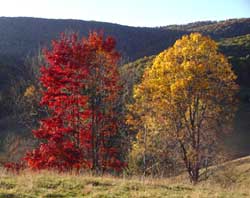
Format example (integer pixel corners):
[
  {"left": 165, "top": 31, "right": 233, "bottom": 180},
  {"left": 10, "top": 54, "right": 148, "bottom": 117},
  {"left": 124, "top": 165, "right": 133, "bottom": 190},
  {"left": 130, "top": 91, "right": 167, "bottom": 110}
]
[{"left": 0, "top": 156, "right": 250, "bottom": 197}]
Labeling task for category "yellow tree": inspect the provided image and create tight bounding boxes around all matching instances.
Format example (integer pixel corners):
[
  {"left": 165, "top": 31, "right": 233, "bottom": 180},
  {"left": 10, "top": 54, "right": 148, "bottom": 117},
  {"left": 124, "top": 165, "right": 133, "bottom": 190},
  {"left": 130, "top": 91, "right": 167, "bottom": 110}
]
[{"left": 128, "top": 33, "right": 238, "bottom": 183}]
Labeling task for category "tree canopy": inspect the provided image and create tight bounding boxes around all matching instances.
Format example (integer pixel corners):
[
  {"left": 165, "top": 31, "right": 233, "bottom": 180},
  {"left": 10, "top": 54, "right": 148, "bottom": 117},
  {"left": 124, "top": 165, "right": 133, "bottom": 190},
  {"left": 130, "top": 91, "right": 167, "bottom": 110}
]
[{"left": 128, "top": 33, "right": 239, "bottom": 183}]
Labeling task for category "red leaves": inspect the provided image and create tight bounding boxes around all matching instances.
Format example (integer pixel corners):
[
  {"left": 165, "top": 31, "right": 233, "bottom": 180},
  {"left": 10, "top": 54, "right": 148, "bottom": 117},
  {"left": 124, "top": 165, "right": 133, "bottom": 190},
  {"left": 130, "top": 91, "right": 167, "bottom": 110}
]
[
  {"left": 4, "top": 162, "right": 25, "bottom": 173},
  {"left": 23, "top": 31, "right": 125, "bottom": 172},
  {"left": 103, "top": 36, "right": 116, "bottom": 52}
]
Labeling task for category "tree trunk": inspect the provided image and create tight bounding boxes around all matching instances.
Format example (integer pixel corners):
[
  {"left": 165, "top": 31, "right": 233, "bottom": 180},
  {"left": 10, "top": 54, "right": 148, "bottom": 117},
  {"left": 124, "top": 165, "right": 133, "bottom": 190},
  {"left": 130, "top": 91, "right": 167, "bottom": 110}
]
[
  {"left": 143, "top": 124, "right": 147, "bottom": 177},
  {"left": 190, "top": 166, "right": 199, "bottom": 184}
]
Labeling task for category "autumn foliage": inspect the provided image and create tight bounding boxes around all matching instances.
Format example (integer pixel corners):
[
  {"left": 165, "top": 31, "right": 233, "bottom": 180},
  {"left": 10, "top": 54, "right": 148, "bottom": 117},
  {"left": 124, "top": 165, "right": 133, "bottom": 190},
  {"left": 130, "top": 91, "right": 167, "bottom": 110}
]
[
  {"left": 3, "top": 31, "right": 240, "bottom": 185},
  {"left": 127, "top": 33, "right": 238, "bottom": 183},
  {"left": 24, "top": 32, "right": 124, "bottom": 172}
]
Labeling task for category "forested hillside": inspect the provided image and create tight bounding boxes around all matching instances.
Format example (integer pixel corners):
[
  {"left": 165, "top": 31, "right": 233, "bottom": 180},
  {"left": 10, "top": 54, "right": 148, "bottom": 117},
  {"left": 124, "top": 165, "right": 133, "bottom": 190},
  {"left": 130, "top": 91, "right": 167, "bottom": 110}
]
[
  {"left": 164, "top": 18, "right": 250, "bottom": 38},
  {"left": 1, "top": 17, "right": 250, "bottom": 97},
  {"left": 0, "top": 17, "right": 187, "bottom": 64},
  {"left": 0, "top": 17, "right": 250, "bottom": 64},
  {"left": 1, "top": 17, "right": 250, "bottom": 165}
]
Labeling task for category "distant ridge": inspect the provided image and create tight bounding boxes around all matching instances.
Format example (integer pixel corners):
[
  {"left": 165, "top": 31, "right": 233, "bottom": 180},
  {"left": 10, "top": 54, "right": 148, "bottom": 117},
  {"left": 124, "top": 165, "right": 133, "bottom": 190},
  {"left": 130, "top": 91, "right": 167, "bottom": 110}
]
[{"left": 0, "top": 17, "right": 250, "bottom": 65}]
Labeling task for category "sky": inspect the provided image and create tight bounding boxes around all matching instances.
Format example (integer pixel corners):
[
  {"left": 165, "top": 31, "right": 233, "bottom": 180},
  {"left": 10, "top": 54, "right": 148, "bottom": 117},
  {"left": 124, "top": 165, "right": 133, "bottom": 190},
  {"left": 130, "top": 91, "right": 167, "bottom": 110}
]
[{"left": 0, "top": 0, "right": 249, "bottom": 27}]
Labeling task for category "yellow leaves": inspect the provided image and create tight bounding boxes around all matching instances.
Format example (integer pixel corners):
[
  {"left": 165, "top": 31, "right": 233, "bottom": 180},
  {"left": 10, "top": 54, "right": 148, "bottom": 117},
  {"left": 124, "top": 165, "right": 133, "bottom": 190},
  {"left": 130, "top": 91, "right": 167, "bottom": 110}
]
[
  {"left": 170, "top": 79, "right": 186, "bottom": 94},
  {"left": 24, "top": 85, "right": 36, "bottom": 97},
  {"left": 127, "top": 32, "right": 239, "bottom": 170},
  {"left": 135, "top": 32, "right": 238, "bottom": 112},
  {"left": 125, "top": 113, "right": 136, "bottom": 127},
  {"left": 133, "top": 85, "right": 141, "bottom": 99},
  {"left": 183, "top": 61, "right": 192, "bottom": 71},
  {"left": 191, "top": 32, "right": 201, "bottom": 42}
]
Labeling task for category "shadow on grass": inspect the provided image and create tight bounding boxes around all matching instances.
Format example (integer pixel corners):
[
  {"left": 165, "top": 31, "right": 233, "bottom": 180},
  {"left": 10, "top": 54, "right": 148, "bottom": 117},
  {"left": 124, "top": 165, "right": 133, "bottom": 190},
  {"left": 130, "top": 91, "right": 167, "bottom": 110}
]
[
  {"left": 0, "top": 181, "right": 15, "bottom": 190},
  {"left": 0, "top": 193, "right": 20, "bottom": 198},
  {"left": 43, "top": 193, "right": 65, "bottom": 198}
]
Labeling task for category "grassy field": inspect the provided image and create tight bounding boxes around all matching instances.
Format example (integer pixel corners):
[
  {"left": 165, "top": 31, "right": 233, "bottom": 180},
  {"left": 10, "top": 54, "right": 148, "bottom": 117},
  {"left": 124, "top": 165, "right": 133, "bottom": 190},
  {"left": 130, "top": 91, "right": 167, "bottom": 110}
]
[{"left": 0, "top": 156, "right": 250, "bottom": 198}]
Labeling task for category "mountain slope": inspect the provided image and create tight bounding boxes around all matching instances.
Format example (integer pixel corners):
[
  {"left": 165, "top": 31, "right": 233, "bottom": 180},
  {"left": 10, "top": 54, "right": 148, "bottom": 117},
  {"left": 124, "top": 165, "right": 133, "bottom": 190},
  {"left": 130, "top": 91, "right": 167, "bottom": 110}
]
[
  {"left": 0, "top": 17, "right": 186, "bottom": 63},
  {"left": 0, "top": 17, "right": 250, "bottom": 65},
  {"left": 164, "top": 18, "right": 250, "bottom": 38}
]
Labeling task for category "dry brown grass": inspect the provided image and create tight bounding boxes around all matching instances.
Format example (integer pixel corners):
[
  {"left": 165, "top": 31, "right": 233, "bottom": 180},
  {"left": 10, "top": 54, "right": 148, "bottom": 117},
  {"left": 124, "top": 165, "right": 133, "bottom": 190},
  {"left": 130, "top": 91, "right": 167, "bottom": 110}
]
[{"left": 0, "top": 156, "right": 250, "bottom": 197}]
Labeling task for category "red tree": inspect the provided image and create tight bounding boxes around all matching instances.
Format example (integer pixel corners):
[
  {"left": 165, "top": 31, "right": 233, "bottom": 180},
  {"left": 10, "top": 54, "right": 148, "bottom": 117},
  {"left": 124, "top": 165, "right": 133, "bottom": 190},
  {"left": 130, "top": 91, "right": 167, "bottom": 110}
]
[{"left": 24, "top": 32, "right": 125, "bottom": 172}]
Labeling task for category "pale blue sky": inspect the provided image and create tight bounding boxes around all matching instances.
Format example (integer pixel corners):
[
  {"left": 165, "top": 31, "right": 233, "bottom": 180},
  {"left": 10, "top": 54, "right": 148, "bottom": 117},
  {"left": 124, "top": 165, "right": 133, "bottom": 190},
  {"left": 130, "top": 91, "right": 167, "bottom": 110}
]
[{"left": 0, "top": 0, "right": 249, "bottom": 27}]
